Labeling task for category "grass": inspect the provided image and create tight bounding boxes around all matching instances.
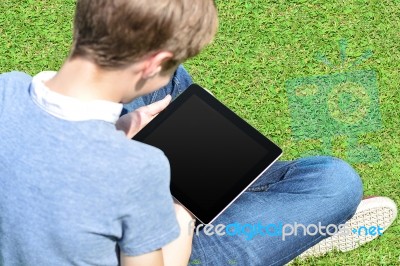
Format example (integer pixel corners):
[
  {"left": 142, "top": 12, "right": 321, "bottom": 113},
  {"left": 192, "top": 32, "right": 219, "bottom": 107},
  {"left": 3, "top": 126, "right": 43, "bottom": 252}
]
[{"left": 1, "top": 0, "right": 399, "bottom": 265}]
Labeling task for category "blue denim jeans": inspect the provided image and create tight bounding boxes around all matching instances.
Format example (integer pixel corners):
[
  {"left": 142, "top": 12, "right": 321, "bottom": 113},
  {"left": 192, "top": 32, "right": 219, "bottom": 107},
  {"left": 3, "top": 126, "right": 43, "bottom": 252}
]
[{"left": 123, "top": 66, "right": 364, "bottom": 266}]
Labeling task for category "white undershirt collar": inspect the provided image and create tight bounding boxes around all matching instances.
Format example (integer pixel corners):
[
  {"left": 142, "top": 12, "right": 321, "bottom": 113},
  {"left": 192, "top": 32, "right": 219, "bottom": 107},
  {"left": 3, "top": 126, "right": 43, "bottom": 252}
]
[{"left": 30, "top": 71, "right": 123, "bottom": 124}]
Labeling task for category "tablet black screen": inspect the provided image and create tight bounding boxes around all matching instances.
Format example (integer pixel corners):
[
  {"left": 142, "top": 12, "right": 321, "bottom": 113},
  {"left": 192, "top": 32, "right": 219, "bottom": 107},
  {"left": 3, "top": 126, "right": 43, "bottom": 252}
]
[{"left": 133, "top": 84, "right": 282, "bottom": 224}]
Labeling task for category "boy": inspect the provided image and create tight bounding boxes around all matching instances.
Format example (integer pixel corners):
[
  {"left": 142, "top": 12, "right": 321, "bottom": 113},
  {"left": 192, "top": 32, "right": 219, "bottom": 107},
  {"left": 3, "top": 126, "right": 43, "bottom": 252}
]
[
  {"left": 0, "top": 0, "right": 217, "bottom": 265},
  {"left": 0, "top": 0, "right": 397, "bottom": 265}
]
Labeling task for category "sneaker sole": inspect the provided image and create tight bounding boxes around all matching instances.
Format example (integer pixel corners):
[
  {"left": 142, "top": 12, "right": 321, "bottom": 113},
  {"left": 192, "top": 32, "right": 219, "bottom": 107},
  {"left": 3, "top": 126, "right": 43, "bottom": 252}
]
[{"left": 299, "top": 196, "right": 398, "bottom": 258}]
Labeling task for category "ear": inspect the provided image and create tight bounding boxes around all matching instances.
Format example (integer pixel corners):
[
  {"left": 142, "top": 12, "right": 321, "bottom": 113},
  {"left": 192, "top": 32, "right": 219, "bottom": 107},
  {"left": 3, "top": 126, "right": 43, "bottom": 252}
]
[{"left": 142, "top": 51, "right": 173, "bottom": 79}]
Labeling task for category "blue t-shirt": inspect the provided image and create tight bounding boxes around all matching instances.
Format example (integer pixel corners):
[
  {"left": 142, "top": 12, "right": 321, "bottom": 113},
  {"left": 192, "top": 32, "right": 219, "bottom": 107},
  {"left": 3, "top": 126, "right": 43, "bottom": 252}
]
[{"left": 0, "top": 72, "right": 180, "bottom": 265}]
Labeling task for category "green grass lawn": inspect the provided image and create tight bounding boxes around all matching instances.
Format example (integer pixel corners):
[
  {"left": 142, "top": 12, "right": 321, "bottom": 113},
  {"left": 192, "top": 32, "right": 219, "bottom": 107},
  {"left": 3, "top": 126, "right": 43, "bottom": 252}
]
[{"left": 1, "top": 0, "right": 399, "bottom": 265}]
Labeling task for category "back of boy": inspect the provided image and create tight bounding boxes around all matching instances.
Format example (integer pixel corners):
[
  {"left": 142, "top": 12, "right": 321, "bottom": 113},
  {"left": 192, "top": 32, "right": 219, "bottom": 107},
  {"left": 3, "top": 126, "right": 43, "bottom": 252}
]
[
  {"left": 0, "top": 0, "right": 217, "bottom": 264},
  {"left": 0, "top": 71, "right": 179, "bottom": 265}
]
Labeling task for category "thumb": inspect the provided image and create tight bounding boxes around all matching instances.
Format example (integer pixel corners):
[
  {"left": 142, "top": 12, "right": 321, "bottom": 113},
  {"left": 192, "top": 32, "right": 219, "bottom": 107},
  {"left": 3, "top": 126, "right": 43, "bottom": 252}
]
[{"left": 145, "top": 94, "right": 172, "bottom": 116}]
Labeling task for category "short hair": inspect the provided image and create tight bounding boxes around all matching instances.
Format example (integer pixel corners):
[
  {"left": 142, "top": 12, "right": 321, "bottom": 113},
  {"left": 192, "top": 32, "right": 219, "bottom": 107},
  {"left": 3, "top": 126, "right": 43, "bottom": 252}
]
[{"left": 70, "top": 0, "right": 218, "bottom": 70}]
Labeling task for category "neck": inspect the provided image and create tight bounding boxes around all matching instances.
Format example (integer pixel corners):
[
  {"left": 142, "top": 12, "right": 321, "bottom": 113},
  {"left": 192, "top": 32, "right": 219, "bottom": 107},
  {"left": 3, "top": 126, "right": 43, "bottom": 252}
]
[{"left": 45, "top": 58, "right": 140, "bottom": 103}]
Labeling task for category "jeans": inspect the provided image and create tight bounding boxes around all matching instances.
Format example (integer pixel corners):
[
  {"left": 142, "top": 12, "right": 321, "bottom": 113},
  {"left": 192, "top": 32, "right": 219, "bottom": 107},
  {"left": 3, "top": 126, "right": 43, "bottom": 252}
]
[{"left": 123, "top": 66, "right": 364, "bottom": 266}]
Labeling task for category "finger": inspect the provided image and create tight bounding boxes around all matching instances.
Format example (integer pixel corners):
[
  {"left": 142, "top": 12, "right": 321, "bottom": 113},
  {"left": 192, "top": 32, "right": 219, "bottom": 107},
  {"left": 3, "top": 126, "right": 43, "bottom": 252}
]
[{"left": 144, "top": 94, "right": 172, "bottom": 116}]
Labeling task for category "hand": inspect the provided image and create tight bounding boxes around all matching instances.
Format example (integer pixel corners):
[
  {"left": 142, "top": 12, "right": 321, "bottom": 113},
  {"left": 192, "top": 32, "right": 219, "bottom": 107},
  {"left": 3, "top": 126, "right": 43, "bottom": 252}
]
[
  {"left": 116, "top": 95, "right": 172, "bottom": 139},
  {"left": 173, "top": 200, "right": 195, "bottom": 221}
]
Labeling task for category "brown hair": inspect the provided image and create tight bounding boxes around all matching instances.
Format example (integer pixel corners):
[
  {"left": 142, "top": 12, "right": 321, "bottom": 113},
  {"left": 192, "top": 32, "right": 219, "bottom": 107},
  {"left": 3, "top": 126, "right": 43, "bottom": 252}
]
[{"left": 70, "top": 0, "right": 218, "bottom": 70}]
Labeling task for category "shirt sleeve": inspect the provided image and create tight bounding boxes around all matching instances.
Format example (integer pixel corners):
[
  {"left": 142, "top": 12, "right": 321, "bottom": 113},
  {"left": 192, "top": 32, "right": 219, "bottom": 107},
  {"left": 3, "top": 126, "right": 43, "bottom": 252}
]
[{"left": 118, "top": 151, "right": 180, "bottom": 256}]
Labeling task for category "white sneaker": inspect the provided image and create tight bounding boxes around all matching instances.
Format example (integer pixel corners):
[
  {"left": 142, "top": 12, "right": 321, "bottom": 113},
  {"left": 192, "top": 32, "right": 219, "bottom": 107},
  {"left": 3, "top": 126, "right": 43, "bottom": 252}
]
[{"left": 299, "top": 196, "right": 398, "bottom": 258}]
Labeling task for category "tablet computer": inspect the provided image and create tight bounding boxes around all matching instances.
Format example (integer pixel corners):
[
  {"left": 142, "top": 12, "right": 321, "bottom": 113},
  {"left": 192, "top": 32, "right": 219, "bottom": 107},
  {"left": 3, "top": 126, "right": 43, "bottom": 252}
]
[{"left": 133, "top": 84, "right": 282, "bottom": 224}]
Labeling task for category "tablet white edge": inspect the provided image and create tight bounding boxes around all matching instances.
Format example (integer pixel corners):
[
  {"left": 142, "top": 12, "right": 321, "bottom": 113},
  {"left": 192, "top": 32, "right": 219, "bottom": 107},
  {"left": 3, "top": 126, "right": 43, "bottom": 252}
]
[{"left": 173, "top": 151, "right": 283, "bottom": 226}]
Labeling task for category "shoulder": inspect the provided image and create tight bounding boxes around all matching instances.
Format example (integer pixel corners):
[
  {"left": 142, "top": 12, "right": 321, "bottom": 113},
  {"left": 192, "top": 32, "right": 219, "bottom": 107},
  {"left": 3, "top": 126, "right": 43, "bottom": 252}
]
[
  {"left": 108, "top": 134, "right": 179, "bottom": 256},
  {"left": 96, "top": 131, "right": 174, "bottom": 215},
  {"left": 0, "top": 71, "right": 32, "bottom": 94},
  {"left": 0, "top": 71, "right": 32, "bottom": 85},
  {"left": 92, "top": 127, "right": 171, "bottom": 187},
  {"left": 120, "top": 135, "right": 170, "bottom": 180},
  {"left": 0, "top": 71, "right": 32, "bottom": 116}
]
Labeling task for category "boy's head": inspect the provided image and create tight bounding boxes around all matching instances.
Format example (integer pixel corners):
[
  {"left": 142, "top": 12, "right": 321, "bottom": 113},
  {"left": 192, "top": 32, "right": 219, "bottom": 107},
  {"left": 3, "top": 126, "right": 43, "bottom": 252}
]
[{"left": 70, "top": 0, "right": 218, "bottom": 72}]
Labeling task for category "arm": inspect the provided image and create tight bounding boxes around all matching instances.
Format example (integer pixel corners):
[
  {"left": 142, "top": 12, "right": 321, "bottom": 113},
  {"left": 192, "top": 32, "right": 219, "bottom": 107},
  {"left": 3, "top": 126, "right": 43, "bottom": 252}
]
[
  {"left": 162, "top": 202, "right": 195, "bottom": 266},
  {"left": 117, "top": 95, "right": 194, "bottom": 265},
  {"left": 120, "top": 202, "right": 195, "bottom": 266},
  {"left": 121, "top": 249, "right": 164, "bottom": 266}
]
